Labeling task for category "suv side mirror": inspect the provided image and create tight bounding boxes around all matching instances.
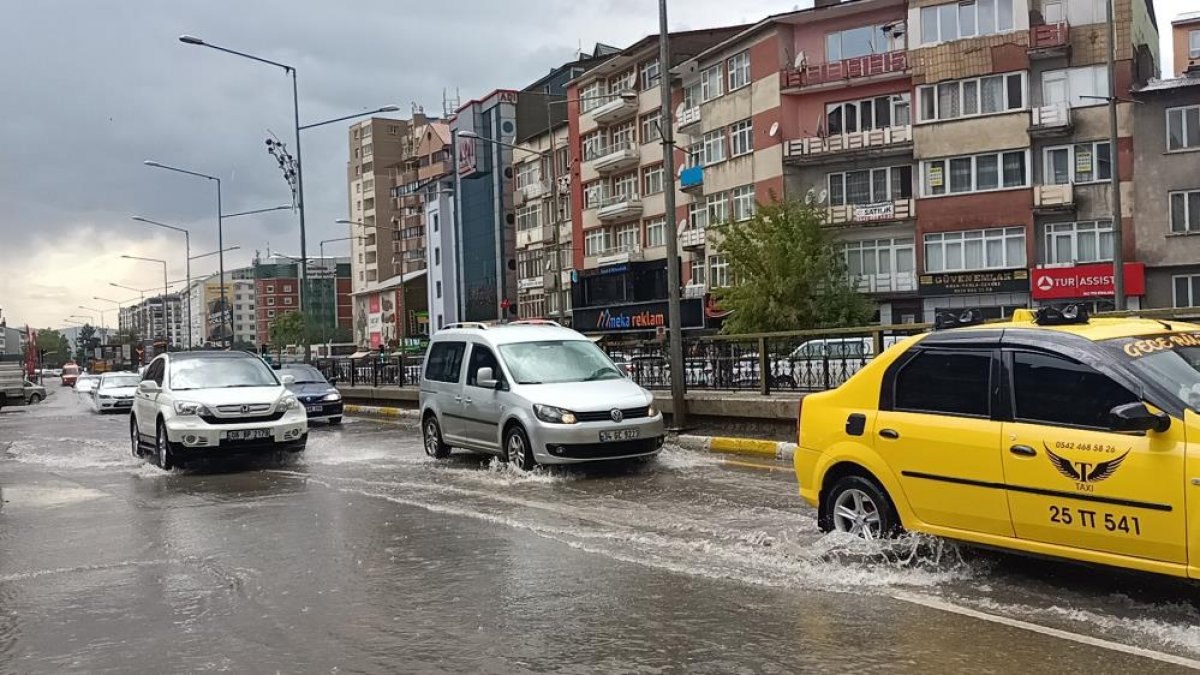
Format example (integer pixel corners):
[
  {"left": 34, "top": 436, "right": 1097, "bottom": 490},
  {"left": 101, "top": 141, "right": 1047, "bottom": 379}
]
[
  {"left": 476, "top": 367, "right": 501, "bottom": 390},
  {"left": 138, "top": 380, "right": 160, "bottom": 394},
  {"left": 1109, "top": 402, "right": 1171, "bottom": 433},
  {"left": 281, "top": 374, "right": 296, "bottom": 385}
]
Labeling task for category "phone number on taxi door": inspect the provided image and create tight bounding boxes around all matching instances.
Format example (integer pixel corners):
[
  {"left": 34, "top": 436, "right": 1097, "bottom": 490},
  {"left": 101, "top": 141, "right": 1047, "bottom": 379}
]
[{"left": 1049, "top": 506, "right": 1142, "bottom": 535}]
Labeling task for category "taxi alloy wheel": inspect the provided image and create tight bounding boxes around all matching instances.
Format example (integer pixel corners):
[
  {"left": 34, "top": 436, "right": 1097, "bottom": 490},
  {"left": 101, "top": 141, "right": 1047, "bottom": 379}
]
[
  {"left": 823, "top": 475, "right": 899, "bottom": 540},
  {"left": 832, "top": 488, "right": 883, "bottom": 540}
]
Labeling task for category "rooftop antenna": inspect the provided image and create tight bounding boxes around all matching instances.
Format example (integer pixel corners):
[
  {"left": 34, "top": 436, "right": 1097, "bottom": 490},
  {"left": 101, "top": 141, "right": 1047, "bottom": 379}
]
[{"left": 442, "top": 88, "right": 461, "bottom": 117}]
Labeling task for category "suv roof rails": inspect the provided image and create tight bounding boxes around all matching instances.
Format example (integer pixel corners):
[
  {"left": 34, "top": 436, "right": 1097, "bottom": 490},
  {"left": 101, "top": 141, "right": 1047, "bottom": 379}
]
[
  {"left": 442, "top": 321, "right": 490, "bottom": 331},
  {"left": 509, "top": 319, "right": 562, "bottom": 327}
]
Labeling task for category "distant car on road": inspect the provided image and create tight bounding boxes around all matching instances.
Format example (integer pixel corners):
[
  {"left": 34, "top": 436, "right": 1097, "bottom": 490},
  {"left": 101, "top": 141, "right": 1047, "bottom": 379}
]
[
  {"left": 91, "top": 372, "right": 139, "bottom": 413},
  {"left": 24, "top": 380, "right": 46, "bottom": 404},
  {"left": 61, "top": 363, "right": 81, "bottom": 387},
  {"left": 74, "top": 375, "right": 100, "bottom": 395},
  {"left": 277, "top": 364, "right": 343, "bottom": 425}
]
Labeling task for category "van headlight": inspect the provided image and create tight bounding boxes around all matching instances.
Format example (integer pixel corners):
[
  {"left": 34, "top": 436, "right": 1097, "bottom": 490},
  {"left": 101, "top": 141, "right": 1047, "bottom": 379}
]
[
  {"left": 647, "top": 403, "right": 658, "bottom": 417},
  {"left": 534, "top": 404, "right": 577, "bottom": 424},
  {"left": 174, "top": 401, "right": 213, "bottom": 416}
]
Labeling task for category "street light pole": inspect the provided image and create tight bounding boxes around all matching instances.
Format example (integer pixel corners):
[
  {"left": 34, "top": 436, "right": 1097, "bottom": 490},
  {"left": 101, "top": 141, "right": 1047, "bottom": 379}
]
[
  {"left": 121, "top": 255, "right": 171, "bottom": 347},
  {"left": 131, "top": 216, "right": 192, "bottom": 347},
  {"left": 658, "top": 0, "right": 687, "bottom": 428}
]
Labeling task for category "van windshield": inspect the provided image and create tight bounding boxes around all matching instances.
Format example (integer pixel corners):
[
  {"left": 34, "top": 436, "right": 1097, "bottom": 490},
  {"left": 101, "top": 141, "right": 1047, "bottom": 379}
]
[{"left": 498, "top": 340, "right": 623, "bottom": 385}]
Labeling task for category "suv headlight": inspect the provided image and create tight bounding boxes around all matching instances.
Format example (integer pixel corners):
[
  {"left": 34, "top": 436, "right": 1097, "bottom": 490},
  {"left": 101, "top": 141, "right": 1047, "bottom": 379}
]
[
  {"left": 322, "top": 391, "right": 342, "bottom": 402},
  {"left": 174, "top": 401, "right": 213, "bottom": 416},
  {"left": 534, "top": 404, "right": 577, "bottom": 424},
  {"left": 278, "top": 395, "right": 300, "bottom": 411}
]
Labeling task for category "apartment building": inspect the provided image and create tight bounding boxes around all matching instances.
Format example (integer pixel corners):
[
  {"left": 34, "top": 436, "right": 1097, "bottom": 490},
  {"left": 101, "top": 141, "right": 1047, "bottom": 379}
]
[
  {"left": 182, "top": 269, "right": 256, "bottom": 347},
  {"left": 389, "top": 118, "right": 452, "bottom": 279},
  {"left": 904, "top": 0, "right": 1158, "bottom": 321},
  {"left": 253, "top": 256, "right": 352, "bottom": 346},
  {"left": 347, "top": 116, "right": 415, "bottom": 293},
  {"left": 513, "top": 122, "right": 572, "bottom": 322},
  {"left": 1171, "top": 11, "right": 1200, "bottom": 76},
  {"left": 119, "top": 295, "right": 183, "bottom": 347},
  {"left": 566, "top": 27, "right": 747, "bottom": 334},
  {"left": 424, "top": 184, "right": 457, "bottom": 331}
]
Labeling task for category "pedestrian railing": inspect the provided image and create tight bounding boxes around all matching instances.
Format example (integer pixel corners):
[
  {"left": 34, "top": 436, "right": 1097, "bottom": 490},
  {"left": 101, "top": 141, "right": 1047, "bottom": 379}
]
[{"left": 316, "top": 354, "right": 424, "bottom": 388}]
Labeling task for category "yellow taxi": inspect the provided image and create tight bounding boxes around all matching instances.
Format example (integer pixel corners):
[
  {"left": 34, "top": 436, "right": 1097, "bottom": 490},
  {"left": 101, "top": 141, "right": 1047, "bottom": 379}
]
[{"left": 795, "top": 305, "right": 1200, "bottom": 578}]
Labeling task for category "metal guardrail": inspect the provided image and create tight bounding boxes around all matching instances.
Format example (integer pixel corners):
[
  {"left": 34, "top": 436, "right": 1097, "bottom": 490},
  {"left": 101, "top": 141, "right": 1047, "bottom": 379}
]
[{"left": 316, "top": 355, "right": 424, "bottom": 388}]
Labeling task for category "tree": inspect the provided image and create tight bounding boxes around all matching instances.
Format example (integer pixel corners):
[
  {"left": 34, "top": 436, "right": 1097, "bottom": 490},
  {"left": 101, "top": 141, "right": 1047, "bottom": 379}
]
[
  {"left": 269, "top": 311, "right": 314, "bottom": 349},
  {"left": 713, "top": 199, "right": 873, "bottom": 334},
  {"left": 75, "top": 324, "right": 98, "bottom": 363},
  {"left": 35, "top": 329, "right": 71, "bottom": 367}
]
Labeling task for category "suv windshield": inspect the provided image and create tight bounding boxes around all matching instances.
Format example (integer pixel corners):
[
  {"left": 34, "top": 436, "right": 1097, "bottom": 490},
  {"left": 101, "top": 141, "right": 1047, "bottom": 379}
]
[
  {"left": 1106, "top": 332, "right": 1200, "bottom": 411},
  {"left": 101, "top": 375, "right": 140, "bottom": 389},
  {"left": 499, "top": 340, "right": 624, "bottom": 385},
  {"left": 279, "top": 365, "right": 327, "bottom": 384},
  {"left": 170, "top": 357, "right": 280, "bottom": 391}
]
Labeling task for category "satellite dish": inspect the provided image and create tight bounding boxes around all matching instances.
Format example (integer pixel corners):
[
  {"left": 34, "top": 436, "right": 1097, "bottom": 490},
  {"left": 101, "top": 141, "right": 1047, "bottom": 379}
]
[
  {"left": 804, "top": 189, "right": 815, "bottom": 205},
  {"left": 674, "top": 102, "right": 685, "bottom": 118},
  {"left": 677, "top": 219, "right": 688, "bottom": 232},
  {"left": 793, "top": 51, "right": 807, "bottom": 69},
  {"left": 768, "top": 122, "right": 780, "bottom": 138},
  {"left": 817, "top": 189, "right": 828, "bottom": 205},
  {"left": 677, "top": 165, "right": 685, "bottom": 178}
]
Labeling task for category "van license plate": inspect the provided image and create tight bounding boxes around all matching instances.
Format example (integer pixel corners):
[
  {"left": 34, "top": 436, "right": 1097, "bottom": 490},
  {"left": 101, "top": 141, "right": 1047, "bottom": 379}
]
[
  {"left": 224, "top": 429, "right": 271, "bottom": 441},
  {"left": 599, "top": 429, "right": 640, "bottom": 442}
]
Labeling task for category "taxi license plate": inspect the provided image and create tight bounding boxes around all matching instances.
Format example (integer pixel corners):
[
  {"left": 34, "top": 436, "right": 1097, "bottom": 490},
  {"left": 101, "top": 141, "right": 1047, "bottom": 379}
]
[
  {"left": 306, "top": 405, "right": 323, "bottom": 413},
  {"left": 599, "top": 429, "right": 640, "bottom": 442},
  {"left": 224, "top": 429, "right": 271, "bottom": 441}
]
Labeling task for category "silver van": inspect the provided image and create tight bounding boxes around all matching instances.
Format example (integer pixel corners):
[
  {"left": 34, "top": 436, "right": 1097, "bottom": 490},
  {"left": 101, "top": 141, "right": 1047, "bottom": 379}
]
[{"left": 419, "top": 321, "right": 666, "bottom": 469}]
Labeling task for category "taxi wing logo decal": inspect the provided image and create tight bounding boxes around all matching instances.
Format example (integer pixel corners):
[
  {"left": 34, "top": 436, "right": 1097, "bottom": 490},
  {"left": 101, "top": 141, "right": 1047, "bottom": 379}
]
[{"left": 1044, "top": 444, "right": 1130, "bottom": 483}]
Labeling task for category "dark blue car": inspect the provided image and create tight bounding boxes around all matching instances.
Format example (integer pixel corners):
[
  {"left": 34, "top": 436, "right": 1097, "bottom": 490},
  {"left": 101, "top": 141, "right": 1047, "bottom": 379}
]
[{"left": 278, "top": 364, "right": 344, "bottom": 425}]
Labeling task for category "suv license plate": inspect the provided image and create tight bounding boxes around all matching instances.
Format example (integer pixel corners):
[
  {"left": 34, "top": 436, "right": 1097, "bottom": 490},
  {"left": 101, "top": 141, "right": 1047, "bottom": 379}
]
[
  {"left": 599, "top": 429, "right": 640, "bottom": 442},
  {"left": 224, "top": 429, "right": 272, "bottom": 441}
]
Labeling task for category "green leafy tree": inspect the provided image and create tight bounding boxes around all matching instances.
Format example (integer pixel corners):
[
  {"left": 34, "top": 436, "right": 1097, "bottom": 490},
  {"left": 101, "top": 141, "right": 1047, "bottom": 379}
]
[
  {"left": 329, "top": 326, "right": 353, "bottom": 344},
  {"left": 713, "top": 199, "right": 873, "bottom": 334},
  {"left": 269, "top": 311, "right": 316, "bottom": 349},
  {"left": 35, "top": 329, "right": 71, "bottom": 367},
  {"left": 75, "top": 324, "right": 98, "bottom": 363}
]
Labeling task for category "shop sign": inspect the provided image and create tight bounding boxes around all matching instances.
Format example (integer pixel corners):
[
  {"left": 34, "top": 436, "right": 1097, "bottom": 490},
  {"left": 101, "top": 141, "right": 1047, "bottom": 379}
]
[
  {"left": 573, "top": 299, "right": 704, "bottom": 332},
  {"left": 918, "top": 269, "right": 1030, "bottom": 296},
  {"left": 1031, "top": 262, "right": 1145, "bottom": 300}
]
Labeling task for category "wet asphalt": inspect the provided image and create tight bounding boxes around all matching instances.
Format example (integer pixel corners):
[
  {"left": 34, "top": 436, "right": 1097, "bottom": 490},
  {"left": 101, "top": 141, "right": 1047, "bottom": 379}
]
[{"left": 3, "top": 386, "right": 1200, "bottom": 673}]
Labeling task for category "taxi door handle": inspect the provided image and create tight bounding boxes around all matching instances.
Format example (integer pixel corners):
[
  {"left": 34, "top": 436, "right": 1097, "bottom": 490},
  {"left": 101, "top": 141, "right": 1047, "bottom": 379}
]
[
  {"left": 1010, "top": 444, "right": 1037, "bottom": 457},
  {"left": 879, "top": 428, "right": 900, "bottom": 440}
]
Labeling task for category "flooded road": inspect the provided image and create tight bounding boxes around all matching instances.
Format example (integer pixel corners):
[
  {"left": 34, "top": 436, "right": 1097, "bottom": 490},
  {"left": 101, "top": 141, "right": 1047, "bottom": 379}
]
[{"left": 3, "top": 390, "right": 1200, "bottom": 673}]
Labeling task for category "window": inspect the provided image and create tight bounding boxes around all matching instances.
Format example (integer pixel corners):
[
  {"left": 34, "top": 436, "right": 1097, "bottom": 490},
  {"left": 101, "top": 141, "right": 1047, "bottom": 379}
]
[
  {"left": 265, "top": 285, "right": 275, "bottom": 293},
  {"left": 640, "top": 58, "right": 661, "bottom": 90},
  {"left": 732, "top": 185, "right": 756, "bottom": 221},
  {"left": 921, "top": 150, "right": 1027, "bottom": 196},
  {"left": 515, "top": 161, "right": 540, "bottom": 189},
  {"left": 729, "top": 119, "right": 753, "bottom": 156},
  {"left": 616, "top": 224, "right": 639, "bottom": 251},
  {"left": 433, "top": 213, "right": 439, "bottom": 233},
  {"left": 727, "top": 52, "right": 750, "bottom": 91},
  {"left": 435, "top": 281, "right": 442, "bottom": 299},
  {"left": 267, "top": 309, "right": 276, "bottom": 318},
  {"left": 1174, "top": 275, "right": 1200, "bottom": 307},
  {"left": 1044, "top": 221, "right": 1112, "bottom": 264},
  {"left": 267, "top": 297, "right": 276, "bottom": 306},
  {"left": 584, "top": 182, "right": 604, "bottom": 209},
  {"left": 920, "top": 0, "right": 1012, "bottom": 45},
  {"left": 1012, "top": 351, "right": 1137, "bottom": 429},
  {"left": 1167, "top": 105, "right": 1200, "bottom": 151},
  {"left": 640, "top": 112, "right": 662, "bottom": 145},
  {"left": 924, "top": 227, "right": 1025, "bottom": 272},
  {"left": 702, "top": 129, "right": 726, "bottom": 165},
  {"left": 828, "top": 94, "right": 911, "bottom": 134},
  {"left": 642, "top": 165, "right": 664, "bottom": 195},
  {"left": 706, "top": 193, "right": 728, "bottom": 226},
  {"left": 424, "top": 341, "right": 466, "bottom": 383},
  {"left": 585, "top": 229, "right": 609, "bottom": 256},
  {"left": 700, "top": 64, "right": 723, "bottom": 102},
  {"left": 283, "top": 284, "right": 292, "bottom": 292},
  {"left": 828, "top": 166, "right": 912, "bottom": 206},
  {"left": 1170, "top": 190, "right": 1200, "bottom": 233},
  {"left": 917, "top": 73, "right": 1024, "bottom": 122},
  {"left": 645, "top": 217, "right": 666, "bottom": 247},
  {"left": 1043, "top": 141, "right": 1111, "bottom": 185},
  {"left": 582, "top": 132, "right": 603, "bottom": 161},
  {"left": 612, "top": 172, "right": 637, "bottom": 199},
  {"left": 709, "top": 255, "right": 729, "bottom": 288},
  {"left": 688, "top": 201, "right": 708, "bottom": 230},
  {"left": 826, "top": 24, "right": 904, "bottom": 61},
  {"left": 516, "top": 203, "right": 541, "bottom": 231},
  {"left": 1043, "top": 66, "right": 1109, "bottom": 109},
  {"left": 581, "top": 81, "right": 607, "bottom": 112},
  {"left": 843, "top": 237, "right": 915, "bottom": 281},
  {"left": 610, "top": 121, "right": 636, "bottom": 150},
  {"left": 689, "top": 258, "right": 706, "bottom": 286},
  {"left": 284, "top": 297, "right": 294, "bottom": 306},
  {"left": 610, "top": 70, "right": 635, "bottom": 95},
  {"left": 895, "top": 350, "right": 992, "bottom": 416}
]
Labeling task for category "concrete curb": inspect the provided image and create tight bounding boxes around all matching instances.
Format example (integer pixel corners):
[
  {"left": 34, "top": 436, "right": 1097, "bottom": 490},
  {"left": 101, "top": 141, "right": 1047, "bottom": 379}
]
[{"left": 342, "top": 406, "right": 794, "bottom": 461}]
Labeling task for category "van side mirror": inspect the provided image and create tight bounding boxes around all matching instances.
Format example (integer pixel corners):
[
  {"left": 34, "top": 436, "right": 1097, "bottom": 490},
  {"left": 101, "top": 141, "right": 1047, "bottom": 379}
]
[
  {"left": 476, "top": 367, "right": 501, "bottom": 390},
  {"left": 1109, "top": 402, "right": 1170, "bottom": 433},
  {"left": 138, "top": 380, "right": 160, "bottom": 394}
]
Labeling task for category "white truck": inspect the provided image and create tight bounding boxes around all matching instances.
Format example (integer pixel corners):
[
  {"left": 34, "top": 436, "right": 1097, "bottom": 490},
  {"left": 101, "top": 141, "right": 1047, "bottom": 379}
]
[{"left": 0, "top": 361, "right": 26, "bottom": 410}]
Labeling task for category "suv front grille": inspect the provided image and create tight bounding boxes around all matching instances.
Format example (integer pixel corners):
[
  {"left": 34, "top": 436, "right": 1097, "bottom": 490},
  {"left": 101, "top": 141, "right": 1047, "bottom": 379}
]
[
  {"left": 200, "top": 411, "right": 284, "bottom": 425},
  {"left": 574, "top": 406, "right": 651, "bottom": 423},
  {"left": 216, "top": 403, "right": 273, "bottom": 414}
]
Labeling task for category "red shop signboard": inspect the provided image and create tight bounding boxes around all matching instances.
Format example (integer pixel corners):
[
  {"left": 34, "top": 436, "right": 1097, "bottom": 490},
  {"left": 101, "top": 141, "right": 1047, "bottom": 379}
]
[{"left": 1030, "top": 262, "right": 1145, "bottom": 300}]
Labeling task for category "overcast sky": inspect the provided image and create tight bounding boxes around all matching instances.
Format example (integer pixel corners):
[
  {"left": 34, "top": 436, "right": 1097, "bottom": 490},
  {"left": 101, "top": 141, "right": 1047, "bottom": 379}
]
[{"left": 0, "top": 0, "right": 1190, "bottom": 330}]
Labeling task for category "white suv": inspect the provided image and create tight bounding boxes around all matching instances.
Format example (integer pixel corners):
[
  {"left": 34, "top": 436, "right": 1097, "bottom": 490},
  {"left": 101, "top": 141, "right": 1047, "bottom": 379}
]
[
  {"left": 419, "top": 321, "right": 666, "bottom": 469},
  {"left": 130, "top": 351, "right": 308, "bottom": 469}
]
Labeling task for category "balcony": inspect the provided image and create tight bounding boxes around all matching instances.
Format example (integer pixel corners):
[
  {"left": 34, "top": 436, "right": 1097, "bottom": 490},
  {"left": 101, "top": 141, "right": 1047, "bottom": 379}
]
[
  {"left": 680, "top": 166, "right": 704, "bottom": 195},
  {"left": 850, "top": 272, "right": 917, "bottom": 295},
  {"left": 677, "top": 106, "right": 701, "bottom": 134},
  {"left": 597, "top": 192, "right": 643, "bottom": 223},
  {"left": 783, "top": 126, "right": 912, "bottom": 164},
  {"left": 678, "top": 227, "right": 706, "bottom": 250},
  {"left": 780, "top": 50, "right": 907, "bottom": 92},
  {"left": 1033, "top": 183, "right": 1075, "bottom": 213},
  {"left": 826, "top": 198, "right": 915, "bottom": 226},
  {"left": 523, "top": 181, "right": 549, "bottom": 201},
  {"left": 518, "top": 277, "right": 545, "bottom": 293},
  {"left": 589, "top": 141, "right": 640, "bottom": 175},
  {"left": 683, "top": 284, "right": 707, "bottom": 299},
  {"left": 1029, "top": 22, "right": 1070, "bottom": 59},
  {"left": 593, "top": 246, "right": 643, "bottom": 268},
  {"left": 1029, "top": 103, "right": 1073, "bottom": 137},
  {"left": 590, "top": 91, "right": 639, "bottom": 125},
  {"left": 516, "top": 224, "right": 554, "bottom": 248}
]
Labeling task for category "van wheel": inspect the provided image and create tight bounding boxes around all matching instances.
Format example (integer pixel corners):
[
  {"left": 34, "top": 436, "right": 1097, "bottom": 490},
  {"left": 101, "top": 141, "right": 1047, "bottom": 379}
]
[
  {"left": 820, "top": 475, "right": 900, "bottom": 540},
  {"left": 422, "top": 415, "right": 451, "bottom": 459},
  {"left": 504, "top": 425, "right": 535, "bottom": 471}
]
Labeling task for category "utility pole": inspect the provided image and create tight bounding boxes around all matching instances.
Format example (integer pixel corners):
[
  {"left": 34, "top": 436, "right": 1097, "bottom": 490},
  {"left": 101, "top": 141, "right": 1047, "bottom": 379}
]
[
  {"left": 657, "top": 0, "right": 688, "bottom": 428},
  {"left": 1106, "top": 0, "right": 1125, "bottom": 310}
]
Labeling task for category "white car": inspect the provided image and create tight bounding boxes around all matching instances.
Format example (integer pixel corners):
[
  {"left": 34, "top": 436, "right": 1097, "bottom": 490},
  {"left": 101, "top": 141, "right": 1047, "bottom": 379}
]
[
  {"left": 91, "top": 372, "right": 140, "bottom": 413},
  {"left": 130, "top": 351, "right": 308, "bottom": 470},
  {"left": 74, "top": 375, "right": 100, "bottom": 394}
]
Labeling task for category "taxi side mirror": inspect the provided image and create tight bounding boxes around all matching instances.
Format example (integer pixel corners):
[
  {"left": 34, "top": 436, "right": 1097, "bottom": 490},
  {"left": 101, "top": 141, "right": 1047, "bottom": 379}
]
[{"left": 1109, "top": 402, "right": 1171, "bottom": 433}]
